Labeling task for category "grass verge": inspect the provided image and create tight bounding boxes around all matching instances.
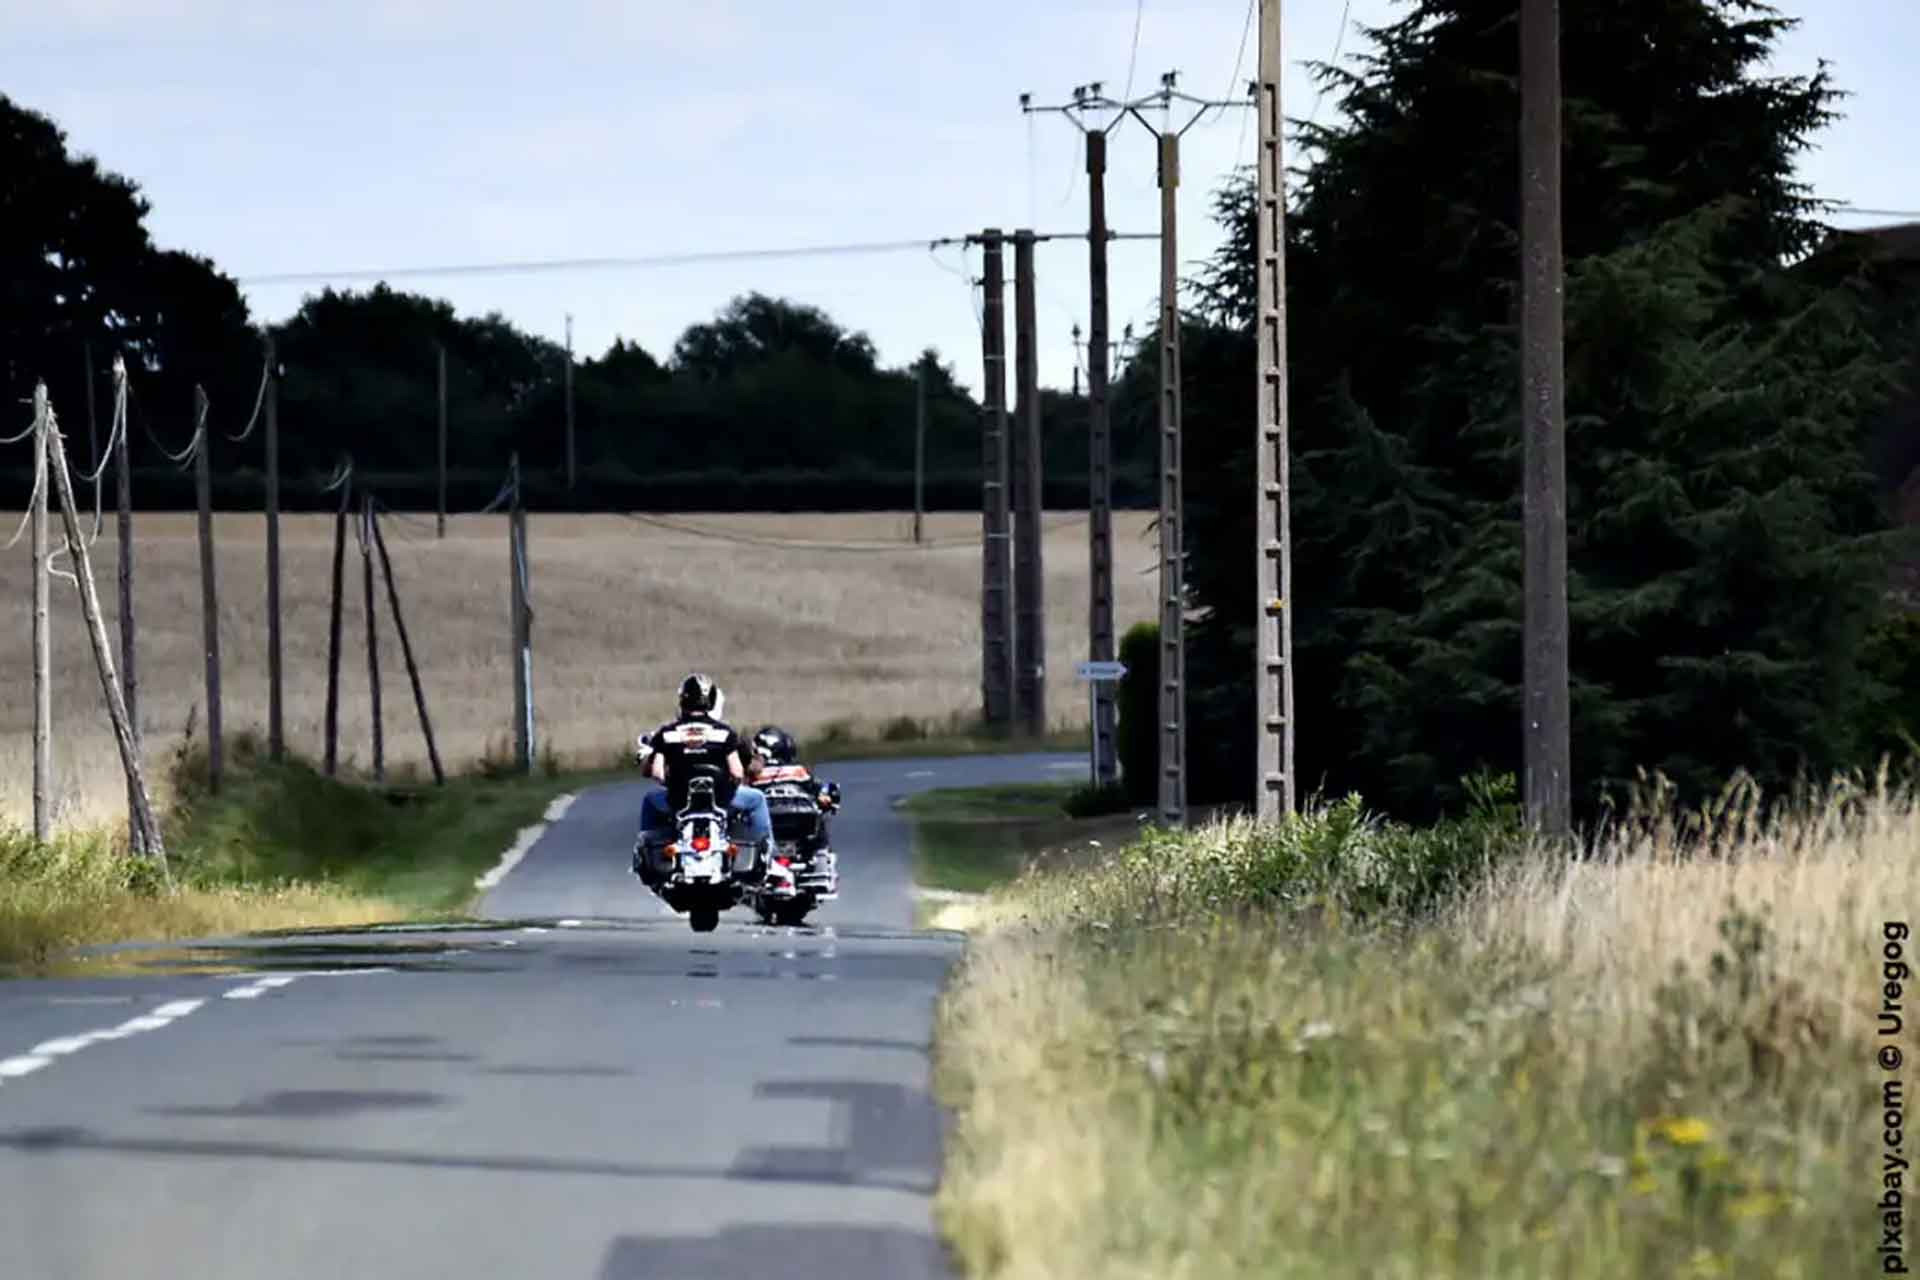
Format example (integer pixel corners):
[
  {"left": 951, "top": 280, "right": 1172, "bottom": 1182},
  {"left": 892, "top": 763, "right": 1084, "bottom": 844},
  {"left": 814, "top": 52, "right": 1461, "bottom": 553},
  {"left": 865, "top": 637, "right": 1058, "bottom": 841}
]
[
  {"left": 932, "top": 770, "right": 1908, "bottom": 1278},
  {"left": 0, "top": 734, "right": 601, "bottom": 976},
  {"left": 901, "top": 782, "right": 1138, "bottom": 895}
]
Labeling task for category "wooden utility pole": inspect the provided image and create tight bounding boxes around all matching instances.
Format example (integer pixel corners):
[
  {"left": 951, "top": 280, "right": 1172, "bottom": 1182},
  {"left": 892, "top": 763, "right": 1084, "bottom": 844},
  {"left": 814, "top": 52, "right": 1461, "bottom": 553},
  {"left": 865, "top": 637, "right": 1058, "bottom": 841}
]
[
  {"left": 324, "top": 470, "right": 350, "bottom": 776},
  {"left": 564, "top": 314, "right": 576, "bottom": 493},
  {"left": 265, "top": 336, "right": 285, "bottom": 761},
  {"left": 1521, "top": 0, "right": 1571, "bottom": 837},
  {"left": 44, "top": 397, "right": 168, "bottom": 867},
  {"left": 978, "top": 230, "right": 1015, "bottom": 727},
  {"left": 192, "top": 386, "right": 222, "bottom": 792},
  {"left": 436, "top": 343, "right": 448, "bottom": 539},
  {"left": 914, "top": 355, "right": 927, "bottom": 544},
  {"left": 361, "top": 495, "right": 384, "bottom": 782},
  {"left": 111, "top": 357, "right": 142, "bottom": 851},
  {"left": 1254, "top": 1, "right": 1296, "bottom": 822},
  {"left": 1011, "top": 229, "right": 1046, "bottom": 738},
  {"left": 1085, "top": 128, "right": 1119, "bottom": 787},
  {"left": 369, "top": 509, "right": 445, "bottom": 784},
  {"left": 31, "top": 385, "right": 52, "bottom": 845},
  {"left": 509, "top": 454, "right": 532, "bottom": 772},
  {"left": 1154, "top": 134, "right": 1187, "bottom": 825}
]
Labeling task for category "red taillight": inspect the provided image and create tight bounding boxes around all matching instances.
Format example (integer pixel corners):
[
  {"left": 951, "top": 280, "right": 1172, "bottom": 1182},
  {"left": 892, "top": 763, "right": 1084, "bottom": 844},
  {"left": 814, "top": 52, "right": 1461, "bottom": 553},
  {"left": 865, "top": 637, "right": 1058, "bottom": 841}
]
[
  {"left": 692, "top": 836, "right": 711, "bottom": 852},
  {"left": 775, "top": 855, "right": 791, "bottom": 867}
]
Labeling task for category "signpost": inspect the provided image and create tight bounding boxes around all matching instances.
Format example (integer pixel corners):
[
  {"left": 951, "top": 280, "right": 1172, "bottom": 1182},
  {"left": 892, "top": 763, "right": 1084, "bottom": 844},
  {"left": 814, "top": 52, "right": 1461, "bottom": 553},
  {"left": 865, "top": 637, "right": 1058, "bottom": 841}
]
[{"left": 1076, "top": 659, "right": 1128, "bottom": 788}]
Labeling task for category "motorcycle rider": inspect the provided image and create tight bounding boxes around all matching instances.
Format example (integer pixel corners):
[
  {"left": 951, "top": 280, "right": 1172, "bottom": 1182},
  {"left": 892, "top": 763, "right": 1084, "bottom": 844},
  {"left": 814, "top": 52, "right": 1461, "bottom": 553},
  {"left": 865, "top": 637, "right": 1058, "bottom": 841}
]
[
  {"left": 632, "top": 674, "right": 776, "bottom": 883},
  {"left": 744, "top": 725, "right": 842, "bottom": 816}
]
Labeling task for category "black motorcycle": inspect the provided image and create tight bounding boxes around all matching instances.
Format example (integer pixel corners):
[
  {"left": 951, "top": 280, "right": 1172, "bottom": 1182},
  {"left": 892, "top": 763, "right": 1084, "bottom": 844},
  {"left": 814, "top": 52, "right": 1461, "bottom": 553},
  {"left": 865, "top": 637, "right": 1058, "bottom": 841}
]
[{"left": 745, "top": 771, "right": 840, "bottom": 927}]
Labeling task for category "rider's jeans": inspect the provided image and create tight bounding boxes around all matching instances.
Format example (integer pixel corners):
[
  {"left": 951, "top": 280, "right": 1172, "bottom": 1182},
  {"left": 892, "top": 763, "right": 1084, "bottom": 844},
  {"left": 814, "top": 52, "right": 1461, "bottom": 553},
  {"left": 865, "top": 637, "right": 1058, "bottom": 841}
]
[{"left": 638, "top": 785, "right": 772, "bottom": 844}]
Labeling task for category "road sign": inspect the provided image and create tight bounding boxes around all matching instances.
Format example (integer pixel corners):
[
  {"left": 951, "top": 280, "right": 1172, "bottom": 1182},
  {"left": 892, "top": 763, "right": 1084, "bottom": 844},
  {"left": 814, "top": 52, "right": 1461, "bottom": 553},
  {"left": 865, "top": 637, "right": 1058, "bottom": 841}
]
[{"left": 1076, "top": 660, "right": 1127, "bottom": 681}]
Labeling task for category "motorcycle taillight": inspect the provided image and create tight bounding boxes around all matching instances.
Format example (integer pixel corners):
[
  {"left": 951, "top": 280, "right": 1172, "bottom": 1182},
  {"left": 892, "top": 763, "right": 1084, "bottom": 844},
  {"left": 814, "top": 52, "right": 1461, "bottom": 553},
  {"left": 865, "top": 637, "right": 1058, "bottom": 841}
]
[{"left": 692, "top": 836, "right": 711, "bottom": 852}]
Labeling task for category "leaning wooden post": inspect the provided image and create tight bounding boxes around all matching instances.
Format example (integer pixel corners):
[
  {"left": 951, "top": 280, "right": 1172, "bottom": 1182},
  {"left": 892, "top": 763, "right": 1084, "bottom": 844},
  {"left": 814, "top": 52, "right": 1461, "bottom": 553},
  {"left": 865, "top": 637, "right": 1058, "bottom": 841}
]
[
  {"left": 192, "top": 386, "right": 222, "bottom": 791},
  {"left": 44, "top": 399, "right": 168, "bottom": 870},
  {"left": 370, "top": 507, "right": 445, "bottom": 784},
  {"left": 361, "top": 493, "right": 384, "bottom": 783}
]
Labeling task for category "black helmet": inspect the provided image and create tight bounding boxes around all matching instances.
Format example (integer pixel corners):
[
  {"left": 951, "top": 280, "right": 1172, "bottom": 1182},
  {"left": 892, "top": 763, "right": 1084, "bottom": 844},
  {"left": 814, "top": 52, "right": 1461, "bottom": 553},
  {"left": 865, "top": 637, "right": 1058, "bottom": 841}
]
[
  {"left": 752, "top": 725, "right": 797, "bottom": 765},
  {"left": 678, "top": 672, "right": 719, "bottom": 715}
]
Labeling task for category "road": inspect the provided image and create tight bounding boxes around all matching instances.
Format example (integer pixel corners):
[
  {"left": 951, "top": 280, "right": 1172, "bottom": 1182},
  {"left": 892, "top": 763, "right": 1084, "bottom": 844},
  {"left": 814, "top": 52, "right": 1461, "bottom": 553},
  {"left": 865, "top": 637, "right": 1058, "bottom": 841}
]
[{"left": 0, "top": 751, "right": 1085, "bottom": 1280}]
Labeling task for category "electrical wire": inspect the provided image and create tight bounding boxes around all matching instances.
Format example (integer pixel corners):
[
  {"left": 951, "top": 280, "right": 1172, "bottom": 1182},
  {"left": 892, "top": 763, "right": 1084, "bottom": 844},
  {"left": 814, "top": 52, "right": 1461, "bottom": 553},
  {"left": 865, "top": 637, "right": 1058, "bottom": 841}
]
[
  {"left": 225, "top": 354, "right": 273, "bottom": 442},
  {"left": 1230, "top": 0, "right": 1256, "bottom": 162},
  {"left": 236, "top": 239, "right": 953, "bottom": 287},
  {"left": 1305, "top": 0, "right": 1355, "bottom": 135},
  {"left": 618, "top": 508, "right": 1088, "bottom": 554},
  {"left": 1121, "top": 0, "right": 1145, "bottom": 105}
]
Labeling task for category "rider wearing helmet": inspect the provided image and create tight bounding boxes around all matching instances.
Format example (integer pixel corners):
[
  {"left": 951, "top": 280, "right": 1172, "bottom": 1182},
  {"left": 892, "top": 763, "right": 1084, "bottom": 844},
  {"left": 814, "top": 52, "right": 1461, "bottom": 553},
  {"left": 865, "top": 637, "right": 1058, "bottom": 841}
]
[
  {"left": 633, "top": 673, "right": 776, "bottom": 883},
  {"left": 744, "top": 724, "right": 842, "bottom": 813}
]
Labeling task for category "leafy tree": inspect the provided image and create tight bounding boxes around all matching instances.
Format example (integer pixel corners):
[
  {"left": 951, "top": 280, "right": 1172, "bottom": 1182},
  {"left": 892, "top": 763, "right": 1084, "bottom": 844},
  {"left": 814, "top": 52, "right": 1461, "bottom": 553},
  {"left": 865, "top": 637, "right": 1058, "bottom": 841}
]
[{"left": 1155, "top": 0, "right": 1911, "bottom": 818}]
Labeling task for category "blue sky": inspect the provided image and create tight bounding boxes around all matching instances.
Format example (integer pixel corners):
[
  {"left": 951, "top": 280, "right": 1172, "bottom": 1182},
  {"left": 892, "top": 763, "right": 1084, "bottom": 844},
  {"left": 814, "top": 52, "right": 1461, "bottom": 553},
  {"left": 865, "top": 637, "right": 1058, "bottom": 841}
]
[{"left": 7, "top": 1, "right": 1914, "bottom": 399}]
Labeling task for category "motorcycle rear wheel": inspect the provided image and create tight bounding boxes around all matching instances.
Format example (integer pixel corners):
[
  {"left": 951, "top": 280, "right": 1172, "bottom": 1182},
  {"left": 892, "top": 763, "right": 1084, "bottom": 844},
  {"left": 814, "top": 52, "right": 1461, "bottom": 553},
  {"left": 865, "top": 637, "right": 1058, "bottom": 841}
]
[{"left": 689, "top": 907, "right": 720, "bottom": 933}]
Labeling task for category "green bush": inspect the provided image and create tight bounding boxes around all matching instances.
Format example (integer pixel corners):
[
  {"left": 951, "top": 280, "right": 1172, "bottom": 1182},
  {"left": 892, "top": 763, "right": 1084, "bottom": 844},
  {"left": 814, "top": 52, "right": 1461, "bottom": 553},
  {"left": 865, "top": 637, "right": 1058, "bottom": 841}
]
[
  {"left": 1063, "top": 781, "right": 1136, "bottom": 818},
  {"left": 1116, "top": 622, "right": 1160, "bottom": 807}
]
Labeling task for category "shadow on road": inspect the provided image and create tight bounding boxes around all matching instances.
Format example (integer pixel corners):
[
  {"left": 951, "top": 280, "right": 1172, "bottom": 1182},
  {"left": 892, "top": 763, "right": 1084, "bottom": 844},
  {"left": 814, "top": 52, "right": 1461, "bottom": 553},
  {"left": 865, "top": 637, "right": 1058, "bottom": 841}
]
[{"left": 598, "top": 1223, "right": 947, "bottom": 1280}]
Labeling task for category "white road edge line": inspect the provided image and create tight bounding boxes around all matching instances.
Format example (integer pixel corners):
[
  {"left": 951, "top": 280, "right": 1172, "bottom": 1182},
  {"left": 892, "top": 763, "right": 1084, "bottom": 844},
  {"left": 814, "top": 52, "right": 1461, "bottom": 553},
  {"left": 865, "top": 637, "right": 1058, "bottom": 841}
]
[
  {"left": 0, "top": 997, "right": 206, "bottom": 1085},
  {"left": 474, "top": 792, "right": 578, "bottom": 891}
]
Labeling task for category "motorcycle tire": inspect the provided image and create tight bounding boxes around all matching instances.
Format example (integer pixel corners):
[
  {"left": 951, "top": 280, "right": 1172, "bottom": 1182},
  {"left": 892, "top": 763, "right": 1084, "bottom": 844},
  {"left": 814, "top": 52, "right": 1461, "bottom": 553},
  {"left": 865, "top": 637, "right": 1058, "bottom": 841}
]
[{"left": 689, "top": 908, "right": 720, "bottom": 934}]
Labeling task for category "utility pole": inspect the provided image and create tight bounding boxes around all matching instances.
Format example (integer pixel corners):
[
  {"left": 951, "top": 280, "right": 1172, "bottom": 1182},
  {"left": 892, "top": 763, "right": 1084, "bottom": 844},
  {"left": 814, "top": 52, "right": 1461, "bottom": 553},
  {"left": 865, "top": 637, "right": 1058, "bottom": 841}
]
[
  {"left": 509, "top": 453, "right": 532, "bottom": 773},
  {"left": 112, "top": 357, "right": 142, "bottom": 851},
  {"left": 1021, "top": 87, "right": 1122, "bottom": 785},
  {"left": 192, "top": 386, "right": 222, "bottom": 792},
  {"left": 1521, "top": 0, "right": 1571, "bottom": 836},
  {"left": 265, "top": 335, "right": 285, "bottom": 761},
  {"left": 1255, "top": 0, "right": 1296, "bottom": 821},
  {"left": 564, "top": 314, "right": 576, "bottom": 494},
  {"left": 31, "top": 385, "right": 52, "bottom": 845},
  {"left": 436, "top": 342, "right": 448, "bottom": 539},
  {"left": 361, "top": 494, "right": 384, "bottom": 783},
  {"left": 978, "top": 230, "right": 1015, "bottom": 727},
  {"left": 1154, "top": 128, "right": 1187, "bottom": 825},
  {"left": 1011, "top": 228, "right": 1046, "bottom": 738},
  {"left": 324, "top": 465, "right": 350, "bottom": 776},
  {"left": 45, "top": 394, "right": 168, "bottom": 868},
  {"left": 914, "top": 353, "right": 927, "bottom": 544}
]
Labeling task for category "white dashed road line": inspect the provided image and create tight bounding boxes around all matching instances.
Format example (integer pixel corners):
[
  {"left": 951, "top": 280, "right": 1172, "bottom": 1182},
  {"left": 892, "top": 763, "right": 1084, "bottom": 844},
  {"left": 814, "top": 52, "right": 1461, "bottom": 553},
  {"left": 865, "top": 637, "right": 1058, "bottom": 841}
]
[{"left": 0, "top": 967, "right": 397, "bottom": 1088}]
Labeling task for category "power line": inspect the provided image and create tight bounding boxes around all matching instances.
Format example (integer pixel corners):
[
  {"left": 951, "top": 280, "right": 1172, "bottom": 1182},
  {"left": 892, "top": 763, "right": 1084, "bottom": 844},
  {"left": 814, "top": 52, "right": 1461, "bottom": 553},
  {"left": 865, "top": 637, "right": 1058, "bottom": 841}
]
[
  {"left": 1121, "top": 0, "right": 1146, "bottom": 104},
  {"left": 237, "top": 233, "right": 1159, "bottom": 287}
]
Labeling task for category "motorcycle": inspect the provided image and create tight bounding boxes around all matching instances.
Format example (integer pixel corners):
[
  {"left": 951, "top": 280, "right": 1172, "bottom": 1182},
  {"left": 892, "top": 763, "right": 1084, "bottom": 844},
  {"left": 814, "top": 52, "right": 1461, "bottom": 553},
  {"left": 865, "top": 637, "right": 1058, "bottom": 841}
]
[
  {"left": 744, "top": 766, "right": 840, "bottom": 928},
  {"left": 643, "top": 774, "right": 742, "bottom": 933}
]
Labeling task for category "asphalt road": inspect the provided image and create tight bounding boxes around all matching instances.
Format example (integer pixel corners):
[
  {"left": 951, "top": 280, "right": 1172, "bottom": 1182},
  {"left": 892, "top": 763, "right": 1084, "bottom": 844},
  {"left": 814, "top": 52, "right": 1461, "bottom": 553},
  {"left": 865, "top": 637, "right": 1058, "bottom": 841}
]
[{"left": 0, "top": 751, "right": 1086, "bottom": 1280}]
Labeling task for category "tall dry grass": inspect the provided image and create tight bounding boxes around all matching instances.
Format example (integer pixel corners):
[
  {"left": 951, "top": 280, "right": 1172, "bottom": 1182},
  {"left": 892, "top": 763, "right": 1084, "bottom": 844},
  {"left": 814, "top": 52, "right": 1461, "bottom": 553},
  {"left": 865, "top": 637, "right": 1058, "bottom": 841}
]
[
  {"left": 933, "top": 773, "right": 1917, "bottom": 1278},
  {"left": 0, "top": 510, "right": 1155, "bottom": 830}
]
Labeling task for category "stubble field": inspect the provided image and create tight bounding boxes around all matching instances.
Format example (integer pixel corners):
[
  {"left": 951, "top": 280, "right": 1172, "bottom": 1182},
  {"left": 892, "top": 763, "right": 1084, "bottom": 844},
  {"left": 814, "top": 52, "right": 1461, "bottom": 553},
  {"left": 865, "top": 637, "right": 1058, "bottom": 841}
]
[{"left": 0, "top": 509, "right": 1158, "bottom": 832}]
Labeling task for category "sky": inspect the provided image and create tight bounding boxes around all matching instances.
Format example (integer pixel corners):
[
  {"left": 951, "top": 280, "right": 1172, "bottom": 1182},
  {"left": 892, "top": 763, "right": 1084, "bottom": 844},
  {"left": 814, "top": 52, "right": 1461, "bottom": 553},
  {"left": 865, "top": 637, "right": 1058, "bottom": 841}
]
[{"left": 7, "top": 0, "right": 1917, "bottom": 400}]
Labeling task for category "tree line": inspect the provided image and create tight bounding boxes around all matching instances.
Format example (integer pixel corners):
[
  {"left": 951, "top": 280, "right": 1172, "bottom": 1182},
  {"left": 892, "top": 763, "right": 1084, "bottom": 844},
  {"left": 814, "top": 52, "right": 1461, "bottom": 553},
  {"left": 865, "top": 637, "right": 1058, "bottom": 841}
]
[
  {"left": 3, "top": 91, "right": 1158, "bottom": 512},
  {"left": 1112, "top": 0, "right": 1920, "bottom": 824}
]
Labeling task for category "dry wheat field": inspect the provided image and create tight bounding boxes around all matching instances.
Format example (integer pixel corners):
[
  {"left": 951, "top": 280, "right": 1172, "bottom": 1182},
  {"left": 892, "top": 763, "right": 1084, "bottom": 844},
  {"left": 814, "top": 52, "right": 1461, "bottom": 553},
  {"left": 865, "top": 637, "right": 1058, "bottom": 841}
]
[{"left": 0, "top": 509, "right": 1158, "bottom": 831}]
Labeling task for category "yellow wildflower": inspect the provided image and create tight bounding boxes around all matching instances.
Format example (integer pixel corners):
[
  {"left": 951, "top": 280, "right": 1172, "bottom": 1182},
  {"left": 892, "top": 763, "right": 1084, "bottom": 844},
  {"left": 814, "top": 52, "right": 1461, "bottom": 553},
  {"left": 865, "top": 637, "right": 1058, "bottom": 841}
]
[{"left": 1652, "top": 1116, "right": 1712, "bottom": 1146}]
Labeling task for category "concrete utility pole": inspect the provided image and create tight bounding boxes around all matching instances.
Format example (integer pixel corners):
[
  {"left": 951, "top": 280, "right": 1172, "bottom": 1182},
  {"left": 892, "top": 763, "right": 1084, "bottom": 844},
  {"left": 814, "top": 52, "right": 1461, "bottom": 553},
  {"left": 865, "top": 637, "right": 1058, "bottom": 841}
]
[
  {"left": 1521, "top": 0, "right": 1571, "bottom": 836},
  {"left": 1255, "top": 0, "right": 1296, "bottom": 822},
  {"left": 1117, "top": 72, "right": 1254, "bottom": 825},
  {"left": 111, "top": 357, "right": 143, "bottom": 851},
  {"left": 265, "top": 335, "right": 285, "bottom": 761},
  {"left": 31, "top": 385, "right": 52, "bottom": 845},
  {"left": 1021, "top": 87, "right": 1124, "bottom": 785},
  {"left": 1011, "top": 228, "right": 1046, "bottom": 738},
  {"left": 436, "top": 342, "right": 448, "bottom": 539},
  {"left": 978, "top": 230, "right": 1015, "bottom": 727},
  {"left": 914, "top": 354, "right": 927, "bottom": 544},
  {"left": 1154, "top": 129, "right": 1187, "bottom": 825}
]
